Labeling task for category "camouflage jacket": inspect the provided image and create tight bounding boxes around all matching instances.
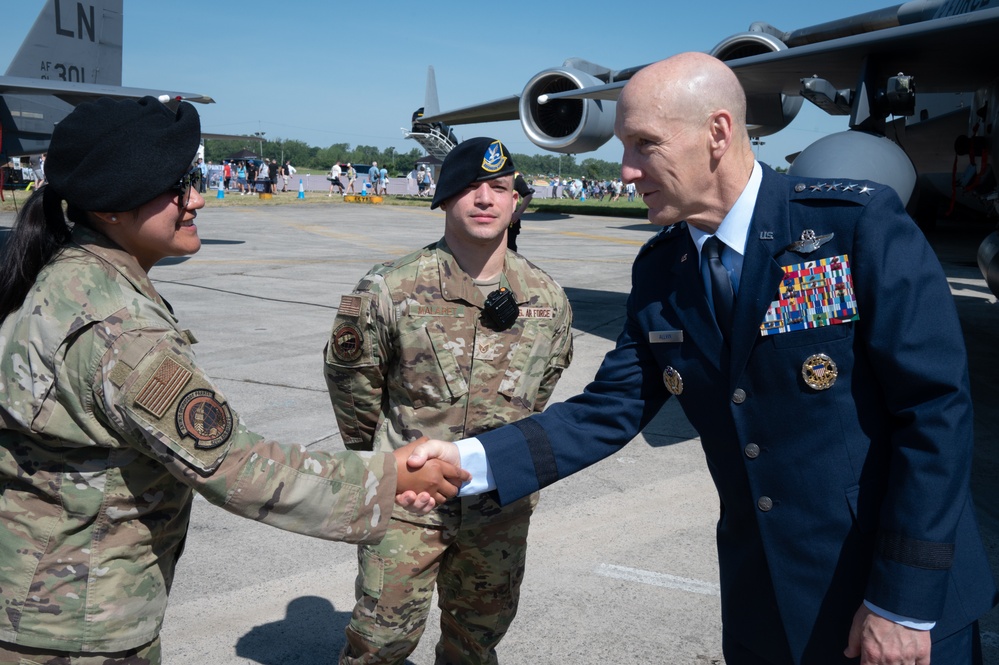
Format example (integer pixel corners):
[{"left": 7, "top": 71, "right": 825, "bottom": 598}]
[
  {"left": 0, "top": 226, "right": 397, "bottom": 653},
  {"left": 324, "top": 239, "right": 573, "bottom": 526}
]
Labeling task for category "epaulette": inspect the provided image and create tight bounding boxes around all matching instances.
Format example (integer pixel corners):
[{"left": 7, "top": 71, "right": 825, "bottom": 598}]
[
  {"left": 367, "top": 242, "right": 437, "bottom": 278},
  {"left": 789, "top": 178, "right": 879, "bottom": 205},
  {"left": 636, "top": 222, "right": 684, "bottom": 260}
]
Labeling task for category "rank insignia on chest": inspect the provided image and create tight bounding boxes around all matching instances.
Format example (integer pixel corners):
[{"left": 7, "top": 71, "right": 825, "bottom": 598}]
[
  {"left": 759, "top": 254, "right": 859, "bottom": 336},
  {"left": 802, "top": 353, "right": 838, "bottom": 391}
]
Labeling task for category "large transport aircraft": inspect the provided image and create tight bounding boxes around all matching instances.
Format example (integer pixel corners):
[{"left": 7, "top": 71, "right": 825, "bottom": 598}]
[
  {"left": 415, "top": 0, "right": 999, "bottom": 296},
  {"left": 0, "top": 0, "right": 213, "bottom": 171}
]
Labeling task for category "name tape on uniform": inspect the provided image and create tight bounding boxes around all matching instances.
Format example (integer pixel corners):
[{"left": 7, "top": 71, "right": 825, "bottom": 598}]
[
  {"left": 409, "top": 304, "right": 466, "bottom": 317},
  {"left": 649, "top": 330, "right": 684, "bottom": 344}
]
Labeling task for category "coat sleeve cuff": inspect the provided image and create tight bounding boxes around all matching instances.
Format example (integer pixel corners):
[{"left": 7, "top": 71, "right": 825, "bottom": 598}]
[{"left": 864, "top": 600, "right": 935, "bottom": 630}]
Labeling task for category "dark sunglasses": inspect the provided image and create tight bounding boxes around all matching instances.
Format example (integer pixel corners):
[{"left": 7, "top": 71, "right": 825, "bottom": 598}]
[{"left": 171, "top": 167, "right": 199, "bottom": 210}]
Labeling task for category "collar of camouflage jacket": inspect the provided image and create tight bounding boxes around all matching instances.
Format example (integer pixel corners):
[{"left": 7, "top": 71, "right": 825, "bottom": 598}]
[
  {"left": 434, "top": 238, "right": 532, "bottom": 308},
  {"left": 71, "top": 224, "right": 171, "bottom": 313}
]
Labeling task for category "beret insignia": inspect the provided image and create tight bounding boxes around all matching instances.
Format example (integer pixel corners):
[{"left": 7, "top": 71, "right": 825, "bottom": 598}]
[{"left": 482, "top": 141, "right": 508, "bottom": 173}]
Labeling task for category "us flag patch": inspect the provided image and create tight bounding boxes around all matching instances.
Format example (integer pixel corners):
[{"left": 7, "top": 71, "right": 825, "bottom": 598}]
[
  {"left": 135, "top": 357, "right": 193, "bottom": 418},
  {"left": 338, "top": 295, "right": 363, "bottom": 318}
]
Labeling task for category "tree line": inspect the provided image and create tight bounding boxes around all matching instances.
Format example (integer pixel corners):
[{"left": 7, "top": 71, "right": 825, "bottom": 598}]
[{"left": 202, "top": 138, "right": 624, "bottom": 180}]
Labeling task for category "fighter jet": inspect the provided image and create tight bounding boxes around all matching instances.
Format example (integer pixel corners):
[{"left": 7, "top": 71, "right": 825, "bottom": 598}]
[
  {"left": 0, "top": 0, "right": 213, "bottom": 162},
  {"left": 414, "top": 0, "right": 999, "bottom": 295}
]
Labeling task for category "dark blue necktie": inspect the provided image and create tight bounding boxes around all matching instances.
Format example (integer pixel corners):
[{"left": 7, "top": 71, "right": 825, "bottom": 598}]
[{"left": 702, "top": 236, "right": 734, "bottom": 339}]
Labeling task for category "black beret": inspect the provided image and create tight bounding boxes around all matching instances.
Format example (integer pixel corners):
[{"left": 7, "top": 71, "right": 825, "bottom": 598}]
[
  {"left": 46, "top": 96, "right": 201, "bottom": 212},
  {"left": 431, "top": 137, "right": 516, "bottom": 209}
]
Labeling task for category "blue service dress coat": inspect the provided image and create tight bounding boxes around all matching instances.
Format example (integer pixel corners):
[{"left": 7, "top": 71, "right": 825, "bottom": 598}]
[{"left": 476, "top": 166, "right": 997, "bottom": 662}]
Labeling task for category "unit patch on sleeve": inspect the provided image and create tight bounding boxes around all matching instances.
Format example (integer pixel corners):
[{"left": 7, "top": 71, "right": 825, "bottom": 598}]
[
  {"left": 176, "top": 389, "right": 234, "bottom": 449},
  {"left": 331, "top": 322, "right": 364, "bottom": 362},
  {"left": 135, "top": 357, "right": 194, "bottom": 418},
  {"left": 760, "top": 254, "right": 859, "bottom": 336}
]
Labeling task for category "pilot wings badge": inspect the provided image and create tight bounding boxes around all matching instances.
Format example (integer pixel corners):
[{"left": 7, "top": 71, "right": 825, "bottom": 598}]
[
  {"left": 786, "top": 229, "right": 834, "bottom": 253},
  {"left": 481, "top": 141, "right": 508, "bottom": 173}
]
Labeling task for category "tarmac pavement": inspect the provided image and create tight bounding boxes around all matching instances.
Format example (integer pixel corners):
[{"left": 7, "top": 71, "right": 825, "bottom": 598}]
[{"left": 1, "top": 201, "right": 996, "bottom": 664}]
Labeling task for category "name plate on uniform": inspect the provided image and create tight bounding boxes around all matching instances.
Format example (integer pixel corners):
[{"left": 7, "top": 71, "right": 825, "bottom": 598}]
[
  {"left": 649, "top": 330, "right": 684, "bottom": 344},
  {"left": 519, "top": 306, "right": 553, "bottom": 318},
  {"left": 760, "top": 254, "right": 859, "bottom": 336},
  {"left": 409, "top": 303, "right": 466, "bottom": 317}
]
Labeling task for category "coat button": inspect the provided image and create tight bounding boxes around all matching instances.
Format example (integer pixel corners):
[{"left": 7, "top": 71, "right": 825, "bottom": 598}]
[
  {"left": 745, "top": 443, "right": 760, "bottom": 459},
  {"left": 732, "top": 389, "right": 746, "bottom": 404},
  {"left": 757, "top": 496, "right": 773, "bottom": 512}
]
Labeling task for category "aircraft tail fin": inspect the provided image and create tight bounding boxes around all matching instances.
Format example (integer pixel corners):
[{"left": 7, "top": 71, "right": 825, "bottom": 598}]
[
  {"left": 5, "top": 0, "right": 123, "bottom": 85},
  {"left": 424, "top": 66, "right": 440, "bottom": 118}
]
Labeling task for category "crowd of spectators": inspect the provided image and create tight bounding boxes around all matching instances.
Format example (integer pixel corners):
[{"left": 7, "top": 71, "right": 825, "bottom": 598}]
[{"left": 211, "top": 158, "right": 295, "bottom": 195}]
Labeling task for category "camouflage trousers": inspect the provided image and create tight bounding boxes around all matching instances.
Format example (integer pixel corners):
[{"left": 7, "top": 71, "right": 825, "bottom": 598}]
[
  {"left": 339, "top": 492, "right": 538, "bottom": 665},
  {"left": 0, "top": 637, "right": 160, "bottom": 665}
]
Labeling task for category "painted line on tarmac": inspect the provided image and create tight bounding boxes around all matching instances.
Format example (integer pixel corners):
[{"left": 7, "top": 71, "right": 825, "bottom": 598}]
[{"left": 595, "top": 563, "right": 720, "bottom": 596}]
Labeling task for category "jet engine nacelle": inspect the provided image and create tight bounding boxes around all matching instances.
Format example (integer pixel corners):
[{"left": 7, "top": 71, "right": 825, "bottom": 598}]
[
  {"left": 709, "top": 32, "right": 803, "bottom": 137},
  {"left": 788, "top": 130, "right": 917, "bottom": 204},
  {"left": 519, "top": 67, "right": 616, "bottom": 154}
]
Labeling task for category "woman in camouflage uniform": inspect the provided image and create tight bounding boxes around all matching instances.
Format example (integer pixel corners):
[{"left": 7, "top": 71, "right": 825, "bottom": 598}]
[{"left": 0, "top": 97, "right": 466, "bottom": 665}]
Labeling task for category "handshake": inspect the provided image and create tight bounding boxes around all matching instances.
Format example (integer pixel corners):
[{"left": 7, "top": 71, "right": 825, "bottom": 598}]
[{"left": 390, "top": 437, "right": 464, "bottom": 513}]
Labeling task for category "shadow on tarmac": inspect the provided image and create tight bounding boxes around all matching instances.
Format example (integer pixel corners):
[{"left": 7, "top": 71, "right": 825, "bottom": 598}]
[
  {"left": 564, "top": 286, "right": 628, "bottom": 342},
  {"left": 522, "top": 212, "right": 570, "bottom": 221},
  {"left": 235, "top": 596, "right": 349, "bottom": 664},
  {"left": 202, "top": 238, "right": 246, "bottom": 245},
  {"left": 157, "top": 238, "right": 246, "bottom": 266},
  {"left": 234, "top": 596, "right": 421, "bottom": 665}
]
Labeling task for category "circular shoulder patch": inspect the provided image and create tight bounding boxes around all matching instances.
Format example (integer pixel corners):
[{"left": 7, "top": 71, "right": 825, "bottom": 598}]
[
  {"left": 331, "top": 322, "right": 364, "bottom": 362},
  {"left": 176, "top": 389, "right": 234, "bottom": 449}
]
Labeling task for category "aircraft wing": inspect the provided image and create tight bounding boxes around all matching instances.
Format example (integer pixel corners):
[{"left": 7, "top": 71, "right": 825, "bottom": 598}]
[
  {"left": 729, "top": 6, "right": 999, "bottom": 97},
  {"left": 539, "top": 82, "right": 625, "bottom": 104},
  {"left": 0, "top": 76, "right": 215, "bottom": 105},
  {"left": 466, "top": 7, "right": 999, "bottom": 115},
  {"left": 419, "top": 95, "right": 519, "bottom": 125}
]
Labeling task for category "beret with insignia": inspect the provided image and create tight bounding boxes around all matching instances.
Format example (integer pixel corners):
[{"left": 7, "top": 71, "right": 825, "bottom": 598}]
[
  {"left": 46, "top": 96, "right": 201, "bottom": 212},
  {"left": 431, "top": 137, "right": 516, "bottom": 209}
]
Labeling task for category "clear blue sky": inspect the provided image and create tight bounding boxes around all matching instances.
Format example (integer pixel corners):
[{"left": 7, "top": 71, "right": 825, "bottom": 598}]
[{"left": 2, "top": 0, "right": 883, "bottom": 170}]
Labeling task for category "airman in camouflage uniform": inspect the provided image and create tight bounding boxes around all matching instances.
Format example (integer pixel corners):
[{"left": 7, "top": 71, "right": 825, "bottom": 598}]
[
  {"left": 325, "top": 138, "right": 574, "bottom": 664},
  {"left": 0, "top": 95, "right": 464, "bottom": 665},
  {"left": 0, "top": 226, "right": 398, "bottom": 658}
]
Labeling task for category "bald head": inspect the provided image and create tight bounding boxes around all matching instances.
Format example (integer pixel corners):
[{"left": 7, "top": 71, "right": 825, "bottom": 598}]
[
  {"left": 621, "top": 52, "right": 748, "bottom": 136},
  {"left": 614, "top": 53, "right": 756, "bottom": 231}
]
